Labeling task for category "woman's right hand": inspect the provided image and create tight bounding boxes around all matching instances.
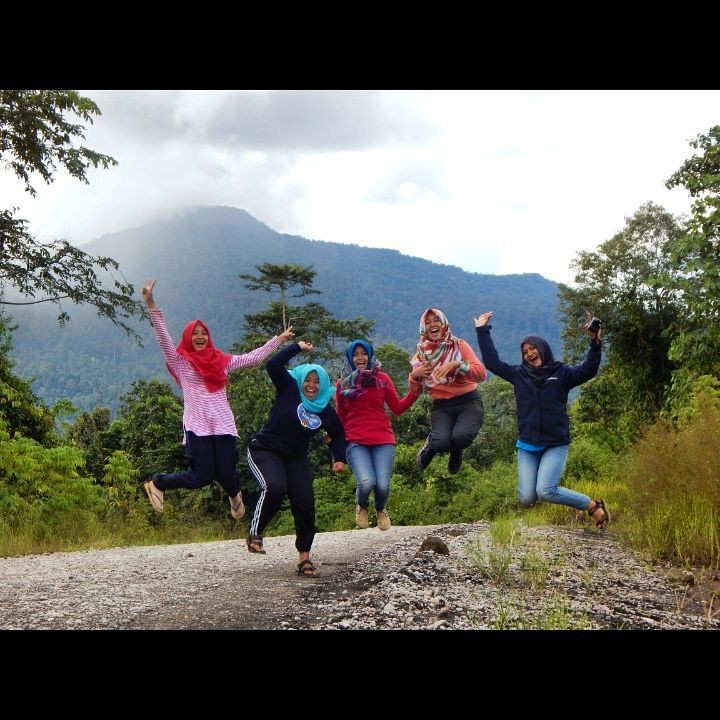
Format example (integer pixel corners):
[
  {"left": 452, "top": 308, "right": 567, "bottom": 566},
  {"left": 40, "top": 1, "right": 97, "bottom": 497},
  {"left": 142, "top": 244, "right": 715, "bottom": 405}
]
[
  {"left": 142, "top": 279, "right": 156, "bottom": 308},
  {"left": 298, "top": 341, "right": 314, "bottom": 352},
  {"left": 474, "top": 311, "right": 493, "bottom": 327},
  {"left": 410, "top": 362, "right": 431, "bottom": 380}
]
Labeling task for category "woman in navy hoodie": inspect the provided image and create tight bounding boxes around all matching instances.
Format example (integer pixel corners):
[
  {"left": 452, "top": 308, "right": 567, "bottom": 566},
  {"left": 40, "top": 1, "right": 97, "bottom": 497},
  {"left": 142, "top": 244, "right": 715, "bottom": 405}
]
[{"left": 474, "top": 311, "right": 609, "bottom": 529}]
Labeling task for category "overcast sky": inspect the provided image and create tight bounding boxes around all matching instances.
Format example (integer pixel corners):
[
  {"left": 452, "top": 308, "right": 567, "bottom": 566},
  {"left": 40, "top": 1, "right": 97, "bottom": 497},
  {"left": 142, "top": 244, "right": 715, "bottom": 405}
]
[{"left": 3, "top": 90, "right": 718, "bottom": 284}]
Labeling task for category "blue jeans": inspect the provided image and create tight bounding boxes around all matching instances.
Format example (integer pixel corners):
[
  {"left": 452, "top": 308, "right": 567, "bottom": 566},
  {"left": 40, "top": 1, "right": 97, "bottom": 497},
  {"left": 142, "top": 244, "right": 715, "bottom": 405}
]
[
  {"left": 346, "top": 443, "right": 395, "bottom": 511},
  {"left": 517, "top": 445, "right": 590, "bottom": 510}
]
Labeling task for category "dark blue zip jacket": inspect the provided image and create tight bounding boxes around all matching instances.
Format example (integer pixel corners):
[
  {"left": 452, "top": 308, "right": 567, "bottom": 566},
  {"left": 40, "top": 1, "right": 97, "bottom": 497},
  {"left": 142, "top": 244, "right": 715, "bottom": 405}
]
[
  {"left": 250, "top": 343, "right": 347, "bottom": 462},
  {"left": 475, "top": 326, "right": 601, "bottom": 446}
]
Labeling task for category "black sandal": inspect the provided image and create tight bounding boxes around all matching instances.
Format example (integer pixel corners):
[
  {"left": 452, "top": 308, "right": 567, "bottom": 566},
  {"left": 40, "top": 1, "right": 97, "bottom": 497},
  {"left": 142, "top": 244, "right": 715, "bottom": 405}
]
[
  {"left": 297, "top": 559, "right": 319, "bottom": 577},
  {"left": 246, "top": 535, "right": 266, "bottom": 554},
  {"left": 588, "top": 499, "right": 610, "bottom": 530}
]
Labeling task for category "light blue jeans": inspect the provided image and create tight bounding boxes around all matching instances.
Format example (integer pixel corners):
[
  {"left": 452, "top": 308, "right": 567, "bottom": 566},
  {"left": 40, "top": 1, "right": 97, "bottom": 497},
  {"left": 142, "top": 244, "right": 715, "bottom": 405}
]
[
  {"left": 517, "top": 445, "right": 590, "bottom": 510},
  {"left": 346, "top": 443, "right": 395, "bottom": 512}
]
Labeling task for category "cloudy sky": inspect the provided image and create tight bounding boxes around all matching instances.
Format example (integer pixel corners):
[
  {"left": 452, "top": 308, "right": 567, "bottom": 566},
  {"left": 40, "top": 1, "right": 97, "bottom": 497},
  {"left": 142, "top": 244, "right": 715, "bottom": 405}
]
[{"left": 3, "top": 90, "right": 719, "bottom": 284}]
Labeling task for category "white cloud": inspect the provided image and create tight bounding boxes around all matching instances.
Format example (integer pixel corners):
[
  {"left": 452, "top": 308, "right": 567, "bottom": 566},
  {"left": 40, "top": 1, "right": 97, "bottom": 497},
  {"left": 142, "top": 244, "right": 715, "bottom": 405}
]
[{"left": 2, "top": 89, "right": 717, "bottom": 284}]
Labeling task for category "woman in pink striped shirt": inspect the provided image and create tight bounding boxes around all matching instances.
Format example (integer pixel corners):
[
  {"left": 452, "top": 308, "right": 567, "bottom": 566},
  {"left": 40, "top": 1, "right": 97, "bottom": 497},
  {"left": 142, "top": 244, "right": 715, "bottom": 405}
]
[{"left": 141, "top": 279, "right": 294, "bottom": 518}]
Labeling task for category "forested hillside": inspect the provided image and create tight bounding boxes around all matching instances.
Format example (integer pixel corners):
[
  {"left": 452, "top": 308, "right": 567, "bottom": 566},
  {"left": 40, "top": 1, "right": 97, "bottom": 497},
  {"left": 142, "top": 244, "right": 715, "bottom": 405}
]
[{"left": 7, "top": 206, "right": 560, "bottom": 411}]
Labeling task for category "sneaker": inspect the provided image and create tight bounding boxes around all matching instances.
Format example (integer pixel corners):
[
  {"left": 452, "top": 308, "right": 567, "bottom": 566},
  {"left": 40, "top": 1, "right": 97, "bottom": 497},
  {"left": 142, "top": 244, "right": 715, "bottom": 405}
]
[
  {"left": 376, "top": 509, "right": 392, "bottom": 531},
  {"left": 355, "top": 505, "right": 369, "bottom": 529},
  {"left": 229, "top": 492, "right": 245, "bottom": 520},
  {"left": 448, "top": 448, "right": 464, "bottom": 474},
  {"left": 144, "top": 479, "right": 164, "bottom": 513},
  {"left": 416, "top": 435, "right": 436, "bottom": 470}
]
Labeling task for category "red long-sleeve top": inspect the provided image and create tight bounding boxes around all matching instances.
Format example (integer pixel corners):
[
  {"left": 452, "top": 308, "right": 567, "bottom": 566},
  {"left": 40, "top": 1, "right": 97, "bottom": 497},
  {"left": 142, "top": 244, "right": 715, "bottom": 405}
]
[{"left": 335, "top": 372, "right": 419, "bottom": 445}]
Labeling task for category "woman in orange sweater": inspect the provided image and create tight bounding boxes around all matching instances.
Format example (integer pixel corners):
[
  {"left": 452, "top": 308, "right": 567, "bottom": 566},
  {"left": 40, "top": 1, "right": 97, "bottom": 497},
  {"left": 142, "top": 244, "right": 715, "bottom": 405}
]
[{"left": 410, "top": 308, "right": 487, "bottom": 474}]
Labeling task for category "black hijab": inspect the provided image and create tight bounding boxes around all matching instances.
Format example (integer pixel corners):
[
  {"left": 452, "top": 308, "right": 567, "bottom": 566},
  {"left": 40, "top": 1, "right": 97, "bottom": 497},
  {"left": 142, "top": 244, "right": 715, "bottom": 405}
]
[{"left": 520, "top": 335, "right": 562, "bottom": 385}]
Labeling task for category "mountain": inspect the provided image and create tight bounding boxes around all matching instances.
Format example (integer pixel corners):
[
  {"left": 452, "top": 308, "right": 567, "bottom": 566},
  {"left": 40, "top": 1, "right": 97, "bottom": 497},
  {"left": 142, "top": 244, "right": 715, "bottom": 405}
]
[{"left": 7, "top": 206, "right": 561, "bottom": 412}]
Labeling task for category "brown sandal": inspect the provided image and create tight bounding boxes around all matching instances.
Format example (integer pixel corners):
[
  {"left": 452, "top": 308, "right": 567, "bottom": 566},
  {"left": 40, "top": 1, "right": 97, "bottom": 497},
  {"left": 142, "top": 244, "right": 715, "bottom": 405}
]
[
  {"left": 297, "top": 559, "right": 319, "bottom": 577},
  {"left": 246, "top": 535, "right": 266, "bottom": 554},
  {"left": 588, "top": 499, "right": 610, "bottom": 530}
]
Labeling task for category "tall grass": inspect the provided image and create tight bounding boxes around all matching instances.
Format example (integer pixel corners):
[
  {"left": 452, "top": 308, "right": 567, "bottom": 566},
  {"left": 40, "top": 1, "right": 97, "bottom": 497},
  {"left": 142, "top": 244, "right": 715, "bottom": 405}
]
[{"left": 619, "top": 391, "right": 720, "bottom": 569}]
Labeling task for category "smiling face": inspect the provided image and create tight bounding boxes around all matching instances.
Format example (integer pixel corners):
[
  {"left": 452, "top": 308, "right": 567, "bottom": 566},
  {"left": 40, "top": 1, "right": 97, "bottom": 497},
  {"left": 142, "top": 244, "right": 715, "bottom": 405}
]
[
  {"left": 352, "top": 346, "right": 369, "bottom": 370},
  {"left": 191, "top": 323, "right": 209, "bottom": 351},
  {"left": 522, "top": 342, "right": 542, "bottom": 367},
  {"left": 303, "top": 371, "right": 320, "bottom": 400},
  {"left": 425, "top": 312, "right": 445, "bottom": 342}
]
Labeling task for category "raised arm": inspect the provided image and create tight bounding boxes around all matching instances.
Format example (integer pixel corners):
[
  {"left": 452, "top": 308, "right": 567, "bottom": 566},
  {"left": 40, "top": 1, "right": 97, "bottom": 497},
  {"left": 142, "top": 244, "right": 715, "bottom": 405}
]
[
  {"left": 266, "top": 340, "right": 314, "bottom": 391},
  {"left": 141, "top": 279, "right": 180, "bottom": 367},
  {"left": 566, "top": 314, "right": 602, "bottom": 388},
  {"left": 474, "top": 312, "right": 515, "bottom": 382},
  {"left": 227, "top": 326, "right": 295, "bottom": 372}
]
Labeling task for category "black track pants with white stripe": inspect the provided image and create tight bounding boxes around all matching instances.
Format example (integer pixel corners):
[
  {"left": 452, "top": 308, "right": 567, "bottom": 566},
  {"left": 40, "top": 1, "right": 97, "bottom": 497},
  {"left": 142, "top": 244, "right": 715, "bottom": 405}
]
[{"left": 247, "top": 446, "right": 316, "bottom": 552}]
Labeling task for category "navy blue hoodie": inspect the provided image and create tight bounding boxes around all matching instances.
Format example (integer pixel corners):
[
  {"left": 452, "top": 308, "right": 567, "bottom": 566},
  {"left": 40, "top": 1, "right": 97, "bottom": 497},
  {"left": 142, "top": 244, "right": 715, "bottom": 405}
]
[{"left": 475, "top": 326, "right": 601, "bottom": 446}]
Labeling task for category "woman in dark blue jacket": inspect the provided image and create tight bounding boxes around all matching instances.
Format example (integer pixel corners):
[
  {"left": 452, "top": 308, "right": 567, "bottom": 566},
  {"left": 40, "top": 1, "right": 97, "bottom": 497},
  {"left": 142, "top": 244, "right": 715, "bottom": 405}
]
[{"left": 474, "top": 311, "right": 609, "bottom": 529}]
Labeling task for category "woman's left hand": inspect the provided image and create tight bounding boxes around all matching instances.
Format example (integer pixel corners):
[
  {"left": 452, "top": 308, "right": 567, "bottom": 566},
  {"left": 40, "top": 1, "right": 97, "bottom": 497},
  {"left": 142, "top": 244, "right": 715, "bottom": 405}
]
[
  {"left": 434, "top": 360, "right": 461, "bottom": 379},
  {"left": 583, "top": 311, "right": 603, "bottom": 342},
  {"left": 278, "top": 325, "right": 295, "bottom": 343},
  {"left": 332, "top": 461, "right": 346, "bottom": 473}
]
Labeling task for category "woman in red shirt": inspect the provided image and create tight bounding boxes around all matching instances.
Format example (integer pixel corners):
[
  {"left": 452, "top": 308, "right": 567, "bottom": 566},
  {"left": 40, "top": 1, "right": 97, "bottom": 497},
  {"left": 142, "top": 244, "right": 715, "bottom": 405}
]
[{"left": 336, "top": 339, "right": 420, "bottom": 531}]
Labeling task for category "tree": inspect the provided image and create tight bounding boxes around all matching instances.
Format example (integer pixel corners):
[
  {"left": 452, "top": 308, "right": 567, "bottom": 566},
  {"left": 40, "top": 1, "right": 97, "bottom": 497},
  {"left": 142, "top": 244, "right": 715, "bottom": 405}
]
[
  {"left": 239, "top": 263, "right": 320, "bottom": 331},
  {"left": 664, "top": 125, "right": 720, "bottom": 383},
  {"left": 558, "top": 202, "right": 684, "bottom": 427},
  {"left": 238, "top": 263, "right": 375, "bottom": 374},
  {"left": 0, "top": 90, "right": 145, "bottom": 338}
]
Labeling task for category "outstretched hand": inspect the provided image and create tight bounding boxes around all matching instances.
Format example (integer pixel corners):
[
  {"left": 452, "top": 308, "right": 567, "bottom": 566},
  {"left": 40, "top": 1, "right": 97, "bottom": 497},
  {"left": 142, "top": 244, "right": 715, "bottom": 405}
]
[
  {"left": 278, "top": 325, "right": 295, "bottom": 343},
  {"left": 142, "top": 279, "right": 157, "bottom": 309},
  {"left": 474, "top": 311, "right": 493, "bottom": 327},
  {"left": 298, "top": 341, "right": 314, "bottom": 352},
  {"left": 332, "top": 461, "right": 346, "bottom": 473}
]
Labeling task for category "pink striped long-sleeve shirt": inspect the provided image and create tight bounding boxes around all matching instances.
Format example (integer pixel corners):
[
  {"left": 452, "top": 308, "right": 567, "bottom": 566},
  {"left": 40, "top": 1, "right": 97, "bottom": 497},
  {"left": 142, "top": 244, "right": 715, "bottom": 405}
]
[{"left": 149, "top": 308, "right": 281, "bottom": 438}]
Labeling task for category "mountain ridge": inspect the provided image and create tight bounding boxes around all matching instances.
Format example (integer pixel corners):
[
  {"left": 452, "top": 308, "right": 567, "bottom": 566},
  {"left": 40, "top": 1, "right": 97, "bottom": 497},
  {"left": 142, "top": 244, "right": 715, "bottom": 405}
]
[{"left": 7, "top": 206, "right": 561, "bottom": 412}]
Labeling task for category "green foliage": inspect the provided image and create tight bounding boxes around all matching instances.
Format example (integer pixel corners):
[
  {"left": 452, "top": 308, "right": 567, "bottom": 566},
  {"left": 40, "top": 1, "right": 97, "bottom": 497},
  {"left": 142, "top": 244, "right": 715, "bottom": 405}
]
[
  {"left": 389, "top": 393, "right": 432, "bottom": 446},
  {"left": 0, "top": 428, "right": 106, "bottom": 554},
  {"left": 0, "top": 313, "right": 55, "bottom": 443},
  {"left": 664, "top": 125, "right": 720, "bottom": 382},
  {"left": 0, "top": 90, "right": 145, "bottom": 337},
  {"left": 470, "top": 376, "right": 518, "bottom": 468},
  {"left": 102, "top": 450, "right": 140, "bottom": 512},
  {"left": 563, "top": 434, "right": 617, "bottom": 484},
  {"left": 374, "top": 343, "right": 413, "bottom": 389},
  {"left": 110, "top": 379, "right": 185, "bottom": 481},
  {"left": 67, "top": 406, "right": 115, "bottom": 481},
  {"left": 389, "top": 451, "right": 518, "bottom": 525}
]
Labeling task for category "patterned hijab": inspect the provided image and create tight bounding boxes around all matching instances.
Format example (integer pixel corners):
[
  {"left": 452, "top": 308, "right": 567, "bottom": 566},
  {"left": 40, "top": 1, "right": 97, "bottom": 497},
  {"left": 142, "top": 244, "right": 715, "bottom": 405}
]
[
  {"left": 413, "top": 308, "right": 464, "bottom": 388},
  {"left": 288, "top": 363, "right": 334, "bottom": 413},
  {"left": 339, "top": 339, "right": 387, "bottom": 398},
  {"left": 520, "top": 335, "right": 562, "bottom": 385},
  {"left": 169, "top": 320, "right": 231, "bottom": 393}
]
